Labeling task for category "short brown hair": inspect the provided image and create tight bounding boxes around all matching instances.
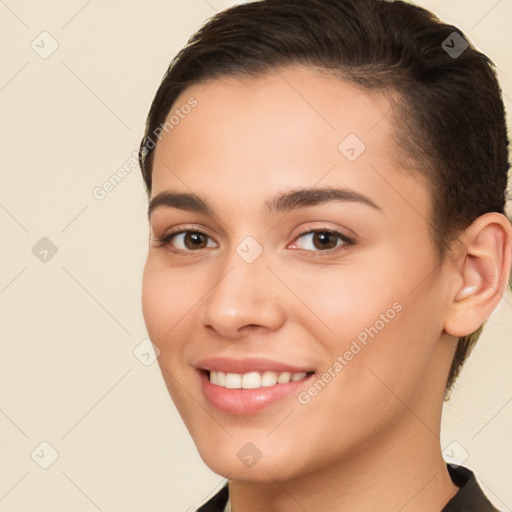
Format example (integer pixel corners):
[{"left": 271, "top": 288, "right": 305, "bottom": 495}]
[{"left": 139, "top": 0, "right": 510, "bottom": 391}]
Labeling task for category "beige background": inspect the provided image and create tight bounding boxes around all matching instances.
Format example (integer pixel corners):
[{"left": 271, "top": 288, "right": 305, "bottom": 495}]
[{"left": 0, "top": 1, "right": 511, "bottom": 510}]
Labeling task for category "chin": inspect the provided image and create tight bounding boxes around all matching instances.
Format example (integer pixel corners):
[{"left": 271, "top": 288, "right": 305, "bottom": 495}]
[
  {"left": 201, "top": 454, "right": 299, "bottom": 482},
  {"left": 193, "top": 437, "right": 317, "bottom": 483}
]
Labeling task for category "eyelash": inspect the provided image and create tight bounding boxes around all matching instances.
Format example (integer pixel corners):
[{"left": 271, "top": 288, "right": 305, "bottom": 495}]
[{"left": 153, "top": 227, "right": 355, "bottom": 256}]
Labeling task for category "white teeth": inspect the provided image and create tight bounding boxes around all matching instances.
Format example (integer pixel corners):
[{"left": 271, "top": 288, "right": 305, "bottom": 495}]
[
  {"left": 208, "top": 370, "right": 310, "bottom": 389},
  {"left": 242, "top": 371, "right": 261, "bottom": 389},
  {"left": 216, "top": 371, "right": 226, "bottom": 386},
  {"left": 261, "top": 371, "right": 278, "bottom": 387},
  {"left": 225, "top": 373, "right": 242, "bottom": 389},
  {"left": 277, "top": 371, "right": 291, "bottom": 384}
]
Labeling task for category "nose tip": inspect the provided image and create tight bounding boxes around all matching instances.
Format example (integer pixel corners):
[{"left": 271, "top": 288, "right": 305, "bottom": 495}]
[{"left": 200, "top": 262, "right": 286, "bottom": 339}]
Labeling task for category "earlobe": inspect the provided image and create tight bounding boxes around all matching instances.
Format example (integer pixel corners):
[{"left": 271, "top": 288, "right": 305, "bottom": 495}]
[{"left": 444, "top": 212, "right": 512, "bottom": 337}]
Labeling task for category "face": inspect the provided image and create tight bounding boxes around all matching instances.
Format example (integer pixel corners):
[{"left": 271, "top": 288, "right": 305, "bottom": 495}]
[{"left": 142, "top": 67, "right": 455, "bottom": 481}]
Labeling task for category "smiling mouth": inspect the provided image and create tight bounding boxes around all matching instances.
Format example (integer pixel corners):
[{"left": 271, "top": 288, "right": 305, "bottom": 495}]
[
  {"left": 197, "top": 367, "right": 317, "bottom": 414},
  {"left": 203, "top": 369, "right": 315, "bottom": 389}
]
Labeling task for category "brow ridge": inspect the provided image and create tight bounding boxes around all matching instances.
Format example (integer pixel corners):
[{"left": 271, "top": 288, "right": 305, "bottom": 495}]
[{"left": 147, "top": 186, "right": 380, "bottom": 218}]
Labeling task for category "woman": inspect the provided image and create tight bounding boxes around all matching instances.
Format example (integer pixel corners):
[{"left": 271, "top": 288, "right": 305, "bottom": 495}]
[{"left": 138, "top": 1, "right": 511, "bottom": 510}]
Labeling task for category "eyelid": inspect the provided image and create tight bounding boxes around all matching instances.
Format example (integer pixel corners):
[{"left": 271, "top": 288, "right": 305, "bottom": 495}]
[
  {"left": 151, "top": 224, "right": 219, "bottom": 250},
  {"left": 152, "top": 224, "right": 356, "bottom": 255},
  {"left": 288, "top": 221, "right": 356, "bottom": 242},
  {"left": 287, "top": 228, "right": 355, "bottom": 254}
]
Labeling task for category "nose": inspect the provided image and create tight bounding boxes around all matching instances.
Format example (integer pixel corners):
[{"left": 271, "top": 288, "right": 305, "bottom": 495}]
[{"left": 200, "top": 249, "right": 287, "bottom": 339}]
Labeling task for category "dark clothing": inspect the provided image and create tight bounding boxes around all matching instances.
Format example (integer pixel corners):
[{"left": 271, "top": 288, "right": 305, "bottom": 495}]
[
  {"left": 442, "top": 465, "right": 499, "bottom": 512},
  {"left": 197, "top": 465, "right": 499, "bottom": 511},
  {"left": 197, "top": 484, "right": 229, "bottom": 512}
]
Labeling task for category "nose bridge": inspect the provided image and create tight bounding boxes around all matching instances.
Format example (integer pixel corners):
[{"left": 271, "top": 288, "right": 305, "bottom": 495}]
[{"left": 200, "top": 241, "right": 285, "bottom": 337}]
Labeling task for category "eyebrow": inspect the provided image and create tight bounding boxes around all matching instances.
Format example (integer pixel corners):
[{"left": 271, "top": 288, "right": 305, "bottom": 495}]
[{"left": 147, "top": 186, "right": 381, "bottom": 219}]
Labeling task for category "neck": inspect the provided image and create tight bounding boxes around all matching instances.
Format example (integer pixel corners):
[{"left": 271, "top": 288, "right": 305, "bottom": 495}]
[{"left": 228, "top": 418, "right": 459, "bottom": 512}]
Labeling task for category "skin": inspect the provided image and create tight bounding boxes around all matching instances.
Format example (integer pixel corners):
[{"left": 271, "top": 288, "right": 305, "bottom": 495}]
[{"left": 142, "top": 66, "right": 512, "bottom": 511}]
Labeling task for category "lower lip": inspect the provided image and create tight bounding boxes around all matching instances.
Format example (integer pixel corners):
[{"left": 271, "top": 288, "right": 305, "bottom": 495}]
[{"left": 199, "top": 371, "right": 315, "bottom": 414}]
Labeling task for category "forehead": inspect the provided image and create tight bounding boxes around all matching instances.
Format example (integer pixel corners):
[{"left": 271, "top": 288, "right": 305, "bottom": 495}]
[
  {"left": 151, "top": 66, "right": 429, "bottom": 219},
  {"left": 155, "top": 66, "right": 395, "bottom": 165}
]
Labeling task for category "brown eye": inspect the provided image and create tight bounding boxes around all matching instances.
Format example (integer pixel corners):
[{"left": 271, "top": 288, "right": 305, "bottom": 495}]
[
  {"left": 312, "top": 231, "right": 338, "bottom": 250},
  {"left": 291, "top": 229, "right": 354, "bottom": 253},
  {"left": 183, "top": 232, "right": 208, "bottom": 249},
  {"left": 155, "top": 230, "right": 217, "bottom": 252}
]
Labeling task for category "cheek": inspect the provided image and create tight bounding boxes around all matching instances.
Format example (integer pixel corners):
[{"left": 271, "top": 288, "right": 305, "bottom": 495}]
[
  {"left": 141, "top": 258, "right": 198, "bottom": 346},
  {"left": 282, "top": 260, "right": 400, "bottom": 341},
  {"left": 141, "top": 259, "right": 201, "bottom": 414},
  {"left": 287, "top": 248, "right": 441, "bottom": 385},
  {"left": 311, "top": 268, "right": 444, "bottom": 412},
  {"left": 141, "top": 262, "right": 168, "bottom": 340}
]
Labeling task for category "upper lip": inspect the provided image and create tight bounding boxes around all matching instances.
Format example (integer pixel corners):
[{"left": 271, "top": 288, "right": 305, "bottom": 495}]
[{"left": 195, "top": 356, "right": 315, "bottom": 374}]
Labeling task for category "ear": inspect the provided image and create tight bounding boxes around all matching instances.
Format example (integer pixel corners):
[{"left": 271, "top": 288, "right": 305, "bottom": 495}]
[{"left": 444, "top": 212, "right": 512, "bottom": 337}]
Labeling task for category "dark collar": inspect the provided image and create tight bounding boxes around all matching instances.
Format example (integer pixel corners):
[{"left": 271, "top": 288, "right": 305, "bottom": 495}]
[
  {"left": 197, "top": 465, "right": 499, "bottom": 511},
  {"left": 197, "top": 483, "right": 228, "bottom": 512},
  {"left": 442, "top": 465, "right": 499, "bottom": 511}
]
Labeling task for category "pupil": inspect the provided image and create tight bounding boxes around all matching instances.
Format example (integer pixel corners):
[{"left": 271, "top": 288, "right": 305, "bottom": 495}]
[
  {"left": 314, "top": 232, "right": 336, "bottom": 250},
  {"left": 186, "top": 232, "right": 206, "bottom": 249}
]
